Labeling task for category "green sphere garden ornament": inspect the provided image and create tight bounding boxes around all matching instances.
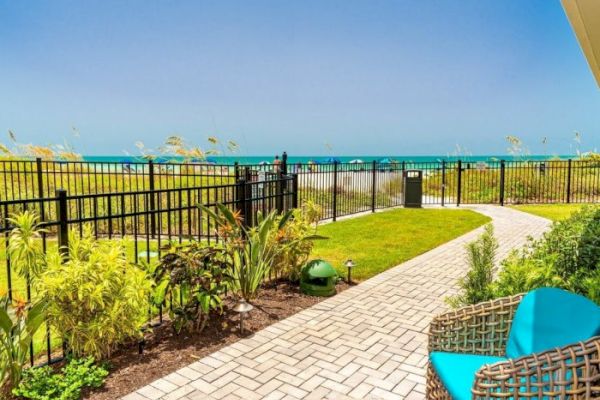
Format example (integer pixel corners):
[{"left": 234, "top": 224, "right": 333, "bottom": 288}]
[{"left": 300, "top": 259, "right": 338, "bottom": 297}]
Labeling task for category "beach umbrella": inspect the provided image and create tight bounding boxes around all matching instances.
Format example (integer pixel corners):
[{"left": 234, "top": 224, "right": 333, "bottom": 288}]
[
  {"left": 259, "top": 161, "right": 270, "bottom": 165},
  {"left": 308, "top": 159, "right": 321, "bottom": 164},
  {"left": 379, "top": 158, "right": 392, "bottom": 164},
  {"left": 326, "top": 157, "right": 341, "bottom": 164},
  {"left": 205, "top": 157, "right": 218, "bottom": 164},
  {"left": 349, "top": 159, "right": 364, "bottom": 164}
]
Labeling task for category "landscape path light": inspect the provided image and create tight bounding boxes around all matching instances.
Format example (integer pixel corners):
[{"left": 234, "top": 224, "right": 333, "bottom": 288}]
[
  {"left": 345, "top": 259, "right": 356, "bottom": 284},
  {"left": 233, "top": 299, "right": 254, "bottom": 334}
]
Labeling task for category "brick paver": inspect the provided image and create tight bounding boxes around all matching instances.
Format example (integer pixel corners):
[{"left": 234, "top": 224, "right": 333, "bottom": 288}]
[{"left": 123, "top": 206, "right": 551, "bottom": 400}]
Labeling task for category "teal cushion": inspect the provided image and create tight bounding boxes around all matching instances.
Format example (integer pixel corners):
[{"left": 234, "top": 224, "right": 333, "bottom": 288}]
[
  {"left": 506, "top": 287, "right": 600, "bottom": 359},
  {"left": 430, "top": 352, "right": 506, "bottom": 400}
]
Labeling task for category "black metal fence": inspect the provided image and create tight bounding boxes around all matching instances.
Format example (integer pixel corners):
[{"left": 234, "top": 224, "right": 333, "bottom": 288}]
[
  {"left": 0, "top": 154, "right": 598, "bottom": 365},
  {"left": 0, "top": 173, "right": 296, "bottom": 366},
  {"left": 1, "top": 156, "right": 599, "bottom": 218}
]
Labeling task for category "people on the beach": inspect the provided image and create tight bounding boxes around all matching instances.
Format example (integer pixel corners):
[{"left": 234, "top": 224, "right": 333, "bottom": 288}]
[{"left": 273, "top": 155, "right": 281, "bottom": 172}]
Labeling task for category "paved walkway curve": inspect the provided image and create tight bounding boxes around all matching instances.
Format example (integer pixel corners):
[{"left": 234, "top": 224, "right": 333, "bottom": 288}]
[{"left": 123, "top": 206, "right": 551, "bottom": 400}]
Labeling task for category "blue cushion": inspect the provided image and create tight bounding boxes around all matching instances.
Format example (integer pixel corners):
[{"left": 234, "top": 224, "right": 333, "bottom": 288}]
[
  {"left": 430, "top": 352, "right": 506, "bottom": 400},
  {"left": 506, "top": 287, "right": 600, "bottom": 359}
]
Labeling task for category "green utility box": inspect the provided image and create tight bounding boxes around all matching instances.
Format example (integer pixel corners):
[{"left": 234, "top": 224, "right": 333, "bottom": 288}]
[
  {"left": 300, "top": 259, "right": 338, "bottom": 297},
  {"left": 403, "top": 170, "right": 423, "bottom": 208}
]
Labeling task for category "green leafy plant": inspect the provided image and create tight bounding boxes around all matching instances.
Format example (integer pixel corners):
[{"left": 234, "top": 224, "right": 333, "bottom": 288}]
[
  {"left": 232, "top": 209, "right": 284, "bottom": 300},
  {"left": 150, "top": 242, "right": 230, "bottom": 333},
  {"left": 201, "top": 204, "right": 289, "bottom": 300},
  {"left": 7, "top": 211, "right": 47, "bottom": 281},
  {"left": 493, "top": 206, "right": 600, "bottom": 302},
  {"left": 270, "top": 201, "right": 325, "bottom": 282},
  {"left": 0, "top": 297, "right": 46, "bottom": 393},
  {"left": 447, "top": 224, "right": 498, "bottom": 308},
  {"left": 12, "top": 357, "right": 108, "bottom": 400},
  {"left": 38, "top": 226, "right": 150, "bottom": 359}
]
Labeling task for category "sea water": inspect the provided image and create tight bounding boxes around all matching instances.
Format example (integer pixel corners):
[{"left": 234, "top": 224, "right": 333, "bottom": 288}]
[{"left": 83, "top": 154, "right": 571, "bottom": 165}]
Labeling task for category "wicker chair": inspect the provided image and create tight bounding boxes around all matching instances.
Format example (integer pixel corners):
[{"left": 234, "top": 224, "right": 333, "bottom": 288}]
[{"left": 427, "top": 291, "right": 600, "bottom": 399}]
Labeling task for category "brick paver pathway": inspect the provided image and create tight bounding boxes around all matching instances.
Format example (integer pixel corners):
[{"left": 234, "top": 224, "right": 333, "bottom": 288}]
[{"left": 123, "top": 206, "right": 551, "bottom": 400}]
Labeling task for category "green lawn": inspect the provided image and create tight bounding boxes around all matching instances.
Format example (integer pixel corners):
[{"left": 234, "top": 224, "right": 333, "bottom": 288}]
[
  {"left": 510, "top": 204, "right": 586, "bottom": 222},
  {"left": 312, "top": 208, "right": 490, "bottom": 281},
  {"left": 2, "top": 208, "right": 489, "bottom": 358}
]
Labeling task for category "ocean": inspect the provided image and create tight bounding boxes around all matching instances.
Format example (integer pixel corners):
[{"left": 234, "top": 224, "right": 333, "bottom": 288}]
[{"left": 82, "top": 154, "right": 571, "bottom": 165}]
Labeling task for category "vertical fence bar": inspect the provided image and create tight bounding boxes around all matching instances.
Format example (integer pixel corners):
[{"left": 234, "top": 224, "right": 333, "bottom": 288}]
[
  {"left": 456, "top": 160, "right": 462, "bottom": 206},
  {"left": 499, "top": 160, "right": 506, "bottom": 206},
  {"left": 371, "top": 160, "right": 377, "bottom": 212},
  {"left": 56, "top": 189, "right": 69, "bottom": 258},
  {"left": 236, "top": 177, "right": 247, "bottom": 228},
  {"left": 292, "top": 174, "right": 299, "bottom": 209},
  {"left": 332, "top": 162, "right": 338, "bottom": 221},
  {"left": 441, "top": 160, "right": 446, "bottom": 207},
  {"left": 148, "top": 160, "right": 157, "bottom": 237},
  {"left": 566, "top": 158, "right": 572, "bottom": 203},
  {"left": 35, "top": 158, "right": 44, "bottom": 200},
  {"left": 244, "top": 178, "right": 253, "bottom": 227},
  {"left": 276, "top": 172, "right": 284, "bottom": 213},
  {"left": 36, "top": 158, "right": 48, "bottom": 254}
]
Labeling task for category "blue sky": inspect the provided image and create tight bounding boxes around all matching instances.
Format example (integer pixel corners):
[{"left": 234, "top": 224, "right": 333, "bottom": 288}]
[{"left": 1, "top": 0, "right": 599, "bottom": 156}]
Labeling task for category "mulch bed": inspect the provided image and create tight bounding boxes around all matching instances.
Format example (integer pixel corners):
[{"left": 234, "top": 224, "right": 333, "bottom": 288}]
[{"left": 84, "top": 280, "right": 349, "bottom": 400}]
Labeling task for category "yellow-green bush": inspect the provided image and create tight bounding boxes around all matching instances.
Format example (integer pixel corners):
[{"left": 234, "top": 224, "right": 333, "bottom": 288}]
[{"left": 38, "top": 227, "right": 150, "bottom": 359}]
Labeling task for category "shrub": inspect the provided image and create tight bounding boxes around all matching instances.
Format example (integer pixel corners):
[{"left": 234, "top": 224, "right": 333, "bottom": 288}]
[
  {"left": 12, "top": 357, "right": 108, "bottom": 400},
  {"left": 38, "top": 226, "right": 150, "bottom": 359},
  {"left": 202, "top": 203, "right": 326, "bottom": 298},
  {"left": 0, "top": 297, "right": 46, "bottom": 393},
  {"left": 493, "top": 206, "right": 600, "bottom": 302},
  {"left": 200, "top": 204, "right": 286, "bottom": 300},
  {"left": 270, "top": 201, "right": 324, "bottom": 282},
  {"left": 447, "top": 224, "right": 498, "bottom": 308},
  {"left": 150, "top": 242, "right": 230, "bottom": 333},
  {"left": 230, "top": 209, "right": 283, "bottom": 300}
]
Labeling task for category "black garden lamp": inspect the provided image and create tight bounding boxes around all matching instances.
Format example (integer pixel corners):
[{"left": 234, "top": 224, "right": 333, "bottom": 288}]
[
  {"left": 345, "top": 259, "right": 356, "bottom": 284},
  {"left": 233, "top": 299, "right": 254, "bottom": 334}
]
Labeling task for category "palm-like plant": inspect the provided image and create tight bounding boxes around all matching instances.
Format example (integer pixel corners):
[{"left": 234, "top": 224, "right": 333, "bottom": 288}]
[
  {"left": 200, "top": 204, "right": 285, "bottom": 300},
  {"left": 200, "top": 204, "right": 325, "bottom": 300},
  {"left": 7, "top": 211, "right": 47, "bottom": 281}
]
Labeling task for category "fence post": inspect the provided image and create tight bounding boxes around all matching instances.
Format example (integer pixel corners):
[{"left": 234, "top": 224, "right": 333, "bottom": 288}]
[
  {"left": 148, "top": 160, "right": 156, "bottom": 238},
  {"left": 56, "top": 189, "right": 72, "bottom": 359},
  {"left": 56, "top": 189, "right": 69, "bottom": 259},
  {"left": 371, "top": 160, "right": 377, "bottom": 212},
  {"left": 276, "top": 172, "right": 284, "bottom": 213},
  {"left": 236, "top": 177, "right": 247, "bottom": 228},
  {"left": 281, "top": 151, "right": 288, "bottom": 175},
  {"left": 244, "top": 177, "right": 253, "bottom": 227},
  {"left": 241, "top": 167, "right": 253, "bottom": 227},
  {"left": 456, "top": 160, "right": 462, "bottom": 206},
  {"left": 35, "top": 157, "right": 44, "bottom": 199},
  {"left": 234, "top": 162, "right": 239, "bottom": 182},
  {"left": 441, "top": 160, "right": 446, "bottom": 207},
  {"left": 566, "top": 158, "right": 572, "bottom": 203},
  {"left": 292, "top": 173, "right": 299, "bottom": 209},
  {"left": 499, "top": 160, "right": 506, "bottom": 206}
]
